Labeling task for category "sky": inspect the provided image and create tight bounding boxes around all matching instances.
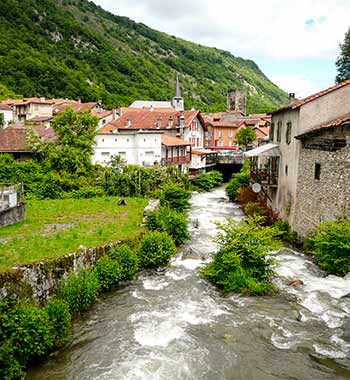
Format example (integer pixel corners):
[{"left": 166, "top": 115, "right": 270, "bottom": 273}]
[{"left": 94, "top": 0, "right": 350, "bottom": 98}]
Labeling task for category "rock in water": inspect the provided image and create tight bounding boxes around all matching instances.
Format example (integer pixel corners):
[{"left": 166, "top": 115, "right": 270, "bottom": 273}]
[{"left": 288, "top": 279, "right": 304, "bottom": 288}]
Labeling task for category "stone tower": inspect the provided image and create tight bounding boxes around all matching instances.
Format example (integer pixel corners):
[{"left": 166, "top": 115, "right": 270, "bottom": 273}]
[
  {"left": 227, "top": 89, "right": 246, "bottom": 115},
  {"left": 172, "top": 75, "right": 184, "bottom": 111}
]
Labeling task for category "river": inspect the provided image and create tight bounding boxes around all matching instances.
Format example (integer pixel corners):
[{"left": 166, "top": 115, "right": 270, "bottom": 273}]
[{"left": 28, "top": 187, "right": 350, "bottom": 380}]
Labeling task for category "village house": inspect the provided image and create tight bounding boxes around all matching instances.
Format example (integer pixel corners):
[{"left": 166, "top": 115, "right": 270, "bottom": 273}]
[
  {"left": 246, "top": 80, "right": 350, "bottom": 236},
  {"left": 1, "top": 97, "right": 54, "bottom": 123},
  {"left": 0, "top": 124, "right": 56, "bottom": 161},
  {"left": 203, "top": 91, "right": 271, "bottom": 149}
]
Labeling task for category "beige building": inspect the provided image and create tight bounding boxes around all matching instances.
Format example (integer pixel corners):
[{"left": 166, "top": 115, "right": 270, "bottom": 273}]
[{"left": 246, "top": 80, "right": 350, "bottom": 236}]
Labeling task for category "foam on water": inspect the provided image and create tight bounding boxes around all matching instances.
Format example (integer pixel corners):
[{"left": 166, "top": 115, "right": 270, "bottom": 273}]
[{"left": 142, "top": 278, "right": 170, "bottom": 291}]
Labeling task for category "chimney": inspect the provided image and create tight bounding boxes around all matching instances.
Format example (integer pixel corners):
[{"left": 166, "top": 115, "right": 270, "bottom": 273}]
[
  {"left": 77, "top": 97, "right": 81, "bottom": 104},
  {"left": 40, "top": 96, "right": 45, "bottom": 103},
  {"left": 289, "top": 93, "right": 296, "bottom": 102},
  {"left": 112, "top": 109, "right": 117, "bottom": 120},
  {"left": 125, "top": 119, "right": 131, "bottom": 128},
  {"left": 150, "top": 105, "right": 154, "bottom": 112}
]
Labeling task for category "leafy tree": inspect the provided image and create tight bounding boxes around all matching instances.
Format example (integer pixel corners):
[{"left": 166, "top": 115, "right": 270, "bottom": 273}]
[
  {"left": 235, "top": 126, "right": 257, "bottom": 149},
  {"left": 38, "top": 108, "right": 98, "bottom": 175},
  {"left": 336, "top": 27, "right": 350, "bottom": 83}
]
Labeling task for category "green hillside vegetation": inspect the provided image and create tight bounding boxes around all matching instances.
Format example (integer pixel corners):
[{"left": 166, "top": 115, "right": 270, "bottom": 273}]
[{"left": 0, "top": 0, "right": 287, "bottom": 113}]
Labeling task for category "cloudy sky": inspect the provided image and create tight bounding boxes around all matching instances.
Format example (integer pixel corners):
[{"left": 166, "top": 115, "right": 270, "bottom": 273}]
[{"left": 94, "top": 0, "right": 350, "bottom": 98}]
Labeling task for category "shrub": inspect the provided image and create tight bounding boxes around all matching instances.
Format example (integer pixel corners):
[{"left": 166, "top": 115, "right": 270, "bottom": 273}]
[
  {"left": 58, "top": 269, "right": 100, "bottom": 315},
  {"left": 65, "top": 186, "right": 105, "bottom": 199},
  {"left": 0, "top": 343, "right": 25, "bottom": 380},
  {"left": 237, "top": 186, "right": 257, "bottom": 206},
  {"left": 243, "top": 201, "right": 265, "bottom": 218},
  {"left": 304, "top": 218, "right": 350, "bottom": 276},
  {"left": 226, "top": 159, "right": 250, "bottom": 201},
  {"left": 192, "top": 170, "right": 223, "bottom": 192},
  {"left": 95, "top": 256, "right": 122, "bottom": 291},
  {"left": 44, "top": 298, "right": 71, "bottom": 345},
  {"left": 0, "top": 303, "right": 54, "bottom": 365},
  {"left": 201, "top": 217, "right": 281, "bottom": 295},
  {"left": 109, "top": 244, "right": 139, "bottom": 281},
  {"left": 157, "top": 182, "right": 191, "bottom": 211},
  {"left": 146, "top": 207, "right": 189, "bottom": 246},
  {"left": 138, "top": 231, "right": 176, "bottom": 268}
]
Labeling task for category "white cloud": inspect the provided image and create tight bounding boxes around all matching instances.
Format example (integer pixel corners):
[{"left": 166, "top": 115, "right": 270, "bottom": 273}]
[
  {"left": 94, "top": 0, "right": 350, "bottom": 61},
  {"left": 269, "top": 74, "right": 324, "bottom": 98}
]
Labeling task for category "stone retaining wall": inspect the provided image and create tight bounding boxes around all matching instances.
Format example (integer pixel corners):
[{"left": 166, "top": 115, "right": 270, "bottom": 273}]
[{"left": 0, "top": 203, "right": 26, "bottom": 227}]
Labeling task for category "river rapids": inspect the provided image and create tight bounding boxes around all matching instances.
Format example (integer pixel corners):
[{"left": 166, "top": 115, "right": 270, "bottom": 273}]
[{"left": 28, "top": 188, "right": 350, "bottom": 380}]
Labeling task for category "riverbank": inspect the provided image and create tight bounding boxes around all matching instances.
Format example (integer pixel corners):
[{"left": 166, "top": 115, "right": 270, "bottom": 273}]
[{"left": 0, "top": 197, "right": 147, "bottom": 271}]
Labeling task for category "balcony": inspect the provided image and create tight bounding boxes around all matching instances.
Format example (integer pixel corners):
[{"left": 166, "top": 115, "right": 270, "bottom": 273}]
[
  {"left": 161, "top": 153, "right": 191, "bottom": 165},
  {"left": 250, "top": 168, "right": 278, "bottom": 187}
]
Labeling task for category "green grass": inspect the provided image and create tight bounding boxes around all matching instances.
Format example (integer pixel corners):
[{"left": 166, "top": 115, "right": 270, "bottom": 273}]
[{"left": 0, "top": 197, "right": 147, "bottom": 271}]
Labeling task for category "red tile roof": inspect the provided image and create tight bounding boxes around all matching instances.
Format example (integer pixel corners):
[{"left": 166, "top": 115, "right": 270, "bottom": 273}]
[
  {"left": 271, "top": 80, "right": 350, "bottom": 115},
  {"left": 99, "top": 108, "right": 203, "bottom": 132},
  {"left": 295, "top": 114, "right": 350, "bottom": 139},
  {"left": 161, "top": 135, "right": 191, "bottom": 147},
  {"left": 0, "top": 125, "right": 56, "bottom": 152},
  {"left": 53, "top": 101, "right": 99, "bottom": 114},
  {"left": 1, "top": 97, "right": 55, "bottom": 106},
  {"left": 207, "top": 120, "right": 246, "bottom": 128},
  {"left": 0, "top": 104, "right": 12, "bottom": 111}
]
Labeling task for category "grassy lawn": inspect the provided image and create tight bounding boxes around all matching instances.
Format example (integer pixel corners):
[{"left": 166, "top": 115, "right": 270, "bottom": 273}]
[{"left": 0, "top": 197, "right": 147, "bottom": 271}]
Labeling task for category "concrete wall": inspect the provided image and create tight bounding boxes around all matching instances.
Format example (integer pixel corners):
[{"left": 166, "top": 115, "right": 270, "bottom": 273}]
[
  {"left": 299, "top": 84, "right": 350, "bottom": 134},
  {"left": 271, "top": 109, "right": 300, "bottom": 225},
  {"left": 0, "top": 203, "right": 26, "bottom": 227},
  {"left": 293, "top": 146, "right": 350, "bottom": 236},
  {"left": 0, "top": 109, "right": 13, "bottom": 128}
]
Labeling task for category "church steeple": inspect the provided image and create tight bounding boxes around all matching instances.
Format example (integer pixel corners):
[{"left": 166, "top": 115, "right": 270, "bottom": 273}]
[{"left": 172, "top": 74, "right": 184, "bottom": 111}]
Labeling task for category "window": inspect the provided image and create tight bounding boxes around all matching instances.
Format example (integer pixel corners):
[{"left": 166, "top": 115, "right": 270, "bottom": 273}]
[
  {"left": 286, "top": 122, "right": 292, "bottom": 144},
  {"left": 270, "top": 123, "right": 275, "bottom": 141},
  {"left": 228, "top": 130, "right": 233, "bottom": 138},
  {"left": 218, "top": 130, "right": 222, "bottom": 138},
  {"left": 277, "top": 121, "right": 282, "bottom": 142},
  {"left": 314, "top": 163, "right": 321, "bottom": 180},
  {"left": 102, "top": 152, "right": 110, "bottom": 157},
  {"left": 285, "top": 165, "right": 288, "bottom": 176}
]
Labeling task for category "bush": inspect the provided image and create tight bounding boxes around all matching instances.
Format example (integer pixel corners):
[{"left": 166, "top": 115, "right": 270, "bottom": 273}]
[
  {"left": 65, "top": 186, "right": 105, "bottom": 199},
  {"left": 157, "top": 182, "right": 191, "bottom": 211},
  {"left": 44, "top": 298, "right": 71, "bottom": 345},
  {"left": 226, "top": 159, "right": 250, "bottom": 201},
  {"left": 95, "top": 256, "right": 122, "bottom": 291},
  {"left": 58, "top": 269, "right": 100, "bottom": 315},
  {"left": 243, "top": 201, "right": 265, "bottom": 218},
  {"left": 108, "top": 244, "right": 139, "bottom": 281},
  {"left": 201, "top": 217, "right": 281, "bottom": 295},
  {"left": 192, "top": 170, "right": 223, "bottom": 192},
  {"left": 0, "top": 343, "right": 25, "bottom": 380},
  {"left": 304, "top": 218, "right": 350, "bottom": 276},
  {"left": 0, "top": 303, "right": 54, "bottom": 365},
  {"left": 146, "top": 207, "right": 189, "bottom": 246},
  {"left": 138, "top": 231, "right": 176, "bottom": 268},
  {"left": 237, "top": 186, "right": 257, "bottom": 206}
]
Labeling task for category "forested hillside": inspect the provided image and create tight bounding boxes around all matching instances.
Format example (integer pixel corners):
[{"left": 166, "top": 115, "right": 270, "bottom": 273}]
[{"left": 0, "top": 0, "right": 288, "bottom": 112}]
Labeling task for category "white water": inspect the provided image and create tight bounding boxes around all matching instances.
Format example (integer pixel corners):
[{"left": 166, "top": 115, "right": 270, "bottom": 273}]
[{"left": 28, "top": 188, "right": 350, "bottom": 380}]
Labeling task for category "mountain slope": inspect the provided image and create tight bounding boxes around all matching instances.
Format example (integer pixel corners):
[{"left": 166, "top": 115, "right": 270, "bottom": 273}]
[{"left": 0, "top": 0, "right": 288, "bottom": 112}]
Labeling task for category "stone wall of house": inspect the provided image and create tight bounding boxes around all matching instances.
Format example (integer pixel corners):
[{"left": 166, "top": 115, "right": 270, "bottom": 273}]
[
  {"left": 0, "top": 203, "right": 26, "bottom": 227},
  {"left": 293, "top": 146, "right": 350, "bottom": 236}
]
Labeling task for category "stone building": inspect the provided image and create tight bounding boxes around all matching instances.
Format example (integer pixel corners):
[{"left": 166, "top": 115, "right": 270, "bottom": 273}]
[
  {"left": 245, "top": 80, "right": 350, "bottom": 236},
  {"left": 227, "top": 89, "right": 246, "bottom": 114}
]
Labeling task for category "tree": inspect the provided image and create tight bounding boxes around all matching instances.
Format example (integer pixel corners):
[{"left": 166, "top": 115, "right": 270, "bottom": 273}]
[
  {"left": 235, "top": 126, "right": 256, "bottom": 149},
  {"left": 336, "top": 27, "right": 350, "bottom": 83},
  {"left": 38, "top": 108, "right": 98, "bottom": 175}
]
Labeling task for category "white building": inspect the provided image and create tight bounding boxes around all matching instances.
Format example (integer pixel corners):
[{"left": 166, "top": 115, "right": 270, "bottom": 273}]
[
  {"left": 93, "top": 130, "right": 163, "bottom": 166},
  {"left": 0, "top": 104, "right": 14, "bottom": 128}
]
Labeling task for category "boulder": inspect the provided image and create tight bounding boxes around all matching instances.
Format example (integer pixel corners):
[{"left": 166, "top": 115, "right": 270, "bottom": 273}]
[{"left": 288, "top": 279, "right": 304, "bottom": 288}]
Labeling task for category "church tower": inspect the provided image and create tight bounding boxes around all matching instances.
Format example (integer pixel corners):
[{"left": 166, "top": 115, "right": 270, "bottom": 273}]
[{"left": 171, "top": 75, "right": 184, "bottom": 111}]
